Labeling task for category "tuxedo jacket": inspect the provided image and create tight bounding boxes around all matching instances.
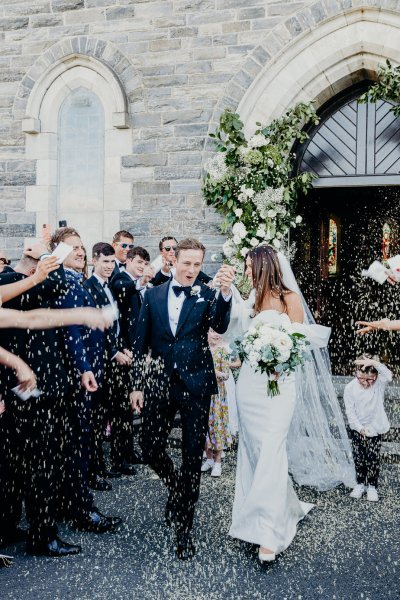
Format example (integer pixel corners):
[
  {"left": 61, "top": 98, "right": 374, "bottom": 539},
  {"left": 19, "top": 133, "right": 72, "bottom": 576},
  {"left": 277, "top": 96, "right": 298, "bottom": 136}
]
[
  {"left": 150, "top": 269, "right": 212, "bottom": 287},
  {"left": 132, "top": 280, "right": 231, "bottom": 399},
  {"left": 56, "top": 271, "right": 104, "bottom": 381},
  {"left": 0, "top": 267, "right": 70, "bottom": 399},
  {"left": 83, "top": 275, "right": 119, "bottom": 358},
  {"left": 108, "top": 271, "right": 142, "bottom": 350}
]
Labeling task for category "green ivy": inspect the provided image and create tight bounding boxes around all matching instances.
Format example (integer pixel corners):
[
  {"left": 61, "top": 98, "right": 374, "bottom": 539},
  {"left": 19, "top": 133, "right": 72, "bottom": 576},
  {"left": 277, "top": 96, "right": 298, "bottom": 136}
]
[{"left": 358, "top": 60, "right": 400, "bottom": 117}]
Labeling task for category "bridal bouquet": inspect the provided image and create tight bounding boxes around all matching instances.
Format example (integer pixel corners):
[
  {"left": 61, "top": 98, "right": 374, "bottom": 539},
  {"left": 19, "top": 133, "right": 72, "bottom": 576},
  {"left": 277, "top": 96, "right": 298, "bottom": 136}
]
[{"left": 236, "top": 322, "right": 310, "bottom": 396}]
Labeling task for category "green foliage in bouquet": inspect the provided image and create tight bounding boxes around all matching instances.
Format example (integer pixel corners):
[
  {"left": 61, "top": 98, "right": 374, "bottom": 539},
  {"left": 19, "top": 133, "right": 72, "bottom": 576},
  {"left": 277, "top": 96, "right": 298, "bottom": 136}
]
[
  {"left": 203, "top": 104, "right": 319, "bottom": 269},
  {"left": 358, "top": 60, "right": 400, "bottom": 117}
]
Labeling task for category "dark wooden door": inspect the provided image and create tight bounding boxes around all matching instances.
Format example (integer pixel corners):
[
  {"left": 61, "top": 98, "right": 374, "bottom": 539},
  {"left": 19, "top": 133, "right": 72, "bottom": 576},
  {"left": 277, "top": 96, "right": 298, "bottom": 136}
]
[{"left": 292, "top": 187, "right": 400, "bottom": 375}]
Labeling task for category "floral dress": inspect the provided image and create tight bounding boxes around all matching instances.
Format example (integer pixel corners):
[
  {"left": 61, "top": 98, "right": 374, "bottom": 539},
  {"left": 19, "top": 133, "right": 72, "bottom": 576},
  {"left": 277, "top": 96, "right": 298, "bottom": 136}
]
[{"left": 206, "top": 346, "right": 232, "bottom": 452}]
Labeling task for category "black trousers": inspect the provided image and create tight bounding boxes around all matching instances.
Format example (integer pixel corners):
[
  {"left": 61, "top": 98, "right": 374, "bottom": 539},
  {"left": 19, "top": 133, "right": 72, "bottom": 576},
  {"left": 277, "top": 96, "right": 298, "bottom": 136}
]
[
  {"left": 107, "top": 362, "right": 134, "bottom": 468},
  {"left": 58, "top": 389, "right": 94, "bottom": 520},
  {"left": 0, "top": 409, "right": 23, "bottom": 545},
  {"left": 140, "top": 371, "right": 210, "bottom": 533},
  {"left": 351, "top": 430, "right": 382, "bottom": 487}
]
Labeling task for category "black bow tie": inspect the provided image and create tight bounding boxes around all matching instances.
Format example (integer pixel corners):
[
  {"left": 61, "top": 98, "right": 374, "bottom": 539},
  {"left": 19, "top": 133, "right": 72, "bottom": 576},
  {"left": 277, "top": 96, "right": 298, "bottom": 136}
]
[
  {"left": 172, "top": 285, "right": 192, "bottom": 298},
  {"left": 118, "top": 262, "right": 126, "bottom": 268},
  {"left": 103, "top": 281, "right": 108, "bottom": 288}
]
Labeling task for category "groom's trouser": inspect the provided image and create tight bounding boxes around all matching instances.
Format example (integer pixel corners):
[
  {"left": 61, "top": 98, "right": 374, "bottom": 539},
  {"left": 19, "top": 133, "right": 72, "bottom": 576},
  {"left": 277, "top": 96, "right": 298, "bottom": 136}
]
[{"left": 140, "top": 370, "right": 210, "bottom": 533}]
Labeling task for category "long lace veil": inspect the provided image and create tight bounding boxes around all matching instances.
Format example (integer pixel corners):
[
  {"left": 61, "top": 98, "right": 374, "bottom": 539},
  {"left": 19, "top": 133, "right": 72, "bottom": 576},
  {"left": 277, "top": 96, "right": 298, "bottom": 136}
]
[{"left": 277, "top": 252, "right": 356, "bottom": 490}]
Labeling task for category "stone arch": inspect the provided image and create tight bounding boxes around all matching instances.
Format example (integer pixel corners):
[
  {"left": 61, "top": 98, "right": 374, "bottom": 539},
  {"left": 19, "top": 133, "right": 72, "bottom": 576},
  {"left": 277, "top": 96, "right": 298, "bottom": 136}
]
[
  {"left": 210, "top": 2, "right": 400, "bottom": 135},
  {"left": 13, "top": 35, "right": 144, "bottom": 132},
  {"left": 19, "top": 37, "right": 141, "bottom": 246}
]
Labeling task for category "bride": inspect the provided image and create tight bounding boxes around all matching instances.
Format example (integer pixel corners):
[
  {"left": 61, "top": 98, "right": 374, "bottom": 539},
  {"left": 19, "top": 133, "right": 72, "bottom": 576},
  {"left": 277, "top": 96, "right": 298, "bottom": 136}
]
[{"left": 225, "top": 245, "right": 355, "bottom": 562}]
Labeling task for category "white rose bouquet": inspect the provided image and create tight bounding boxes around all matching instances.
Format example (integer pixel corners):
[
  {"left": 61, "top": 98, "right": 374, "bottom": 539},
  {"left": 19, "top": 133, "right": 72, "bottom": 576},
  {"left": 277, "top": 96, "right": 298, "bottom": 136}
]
[{"left": 236, "top": 322, "right": 310, "bottom": 396}]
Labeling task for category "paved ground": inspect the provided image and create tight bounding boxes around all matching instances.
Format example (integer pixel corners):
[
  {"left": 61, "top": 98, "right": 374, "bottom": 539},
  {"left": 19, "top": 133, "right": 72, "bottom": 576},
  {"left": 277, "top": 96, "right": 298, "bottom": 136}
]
[{"left": 1, "top": 444, "right": 399, "bottom": 600}]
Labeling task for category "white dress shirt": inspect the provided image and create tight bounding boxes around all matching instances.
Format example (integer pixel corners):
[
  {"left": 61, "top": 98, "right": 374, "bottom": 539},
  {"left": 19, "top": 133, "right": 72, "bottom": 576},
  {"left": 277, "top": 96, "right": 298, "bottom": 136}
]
[
  {"left": 168, "top": 277, "right": 187, "bottom": 336},
  {"left": 344, "top": 363, "right": 391, "bottom": 435},
  {"left": 93, "top": 273, "right": 120, "bottom": 342}
]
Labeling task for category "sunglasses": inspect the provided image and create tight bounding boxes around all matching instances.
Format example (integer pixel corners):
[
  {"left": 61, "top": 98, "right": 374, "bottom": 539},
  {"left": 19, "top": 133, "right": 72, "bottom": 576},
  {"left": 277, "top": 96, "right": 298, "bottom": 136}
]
[
  {"left": 0, "top": 258, "right": 10, "bottom": 265},
  {"left": 117, "top": 243, "right": 134, "bottom": 249},
  {"left": 163, "top": 246, "right": 177, "bottom": 252},
  {"left": 356, "top": 375, "right": 377, "bottom": 384}
]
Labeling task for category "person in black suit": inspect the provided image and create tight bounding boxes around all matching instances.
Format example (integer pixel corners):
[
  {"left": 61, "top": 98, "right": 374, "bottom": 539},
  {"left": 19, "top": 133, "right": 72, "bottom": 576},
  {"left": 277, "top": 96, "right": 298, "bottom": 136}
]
[
  {"left": 84, "top": 242, "right": 135, "bottom": 483},
  {"left": 130, "top": 238, "right": 234, "bottom": 560},
  {"left": 110, "top": 230, "right": 135, "bottom": 280},
  {"left": 150, "top": 236, "right": 212, "bottom": 287},
  {"left": 51, "top": 227, "right": 122, "bottom": 534},
  {"left": 109, "top": 246, "right": 153, "bottom": 471}
]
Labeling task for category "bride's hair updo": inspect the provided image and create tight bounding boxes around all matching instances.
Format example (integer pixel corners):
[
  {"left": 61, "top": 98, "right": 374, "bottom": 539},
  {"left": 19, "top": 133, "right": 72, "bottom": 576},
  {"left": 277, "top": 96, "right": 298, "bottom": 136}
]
[{"left": 247, "top": 245, "right": 291, "bottom": 314}]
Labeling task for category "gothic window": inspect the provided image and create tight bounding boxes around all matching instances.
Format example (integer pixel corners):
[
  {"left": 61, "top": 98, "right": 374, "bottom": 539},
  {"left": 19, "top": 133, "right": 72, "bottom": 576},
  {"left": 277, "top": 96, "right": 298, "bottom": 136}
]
[
  {"left": 328, "top": 217, "right": 338, "bottom": 276},
  {"left": 57, "top": 87, "right": 104, "bottom": 214},
  {"left": 382, "top": 222, "right": 391, "bottom": 261}
]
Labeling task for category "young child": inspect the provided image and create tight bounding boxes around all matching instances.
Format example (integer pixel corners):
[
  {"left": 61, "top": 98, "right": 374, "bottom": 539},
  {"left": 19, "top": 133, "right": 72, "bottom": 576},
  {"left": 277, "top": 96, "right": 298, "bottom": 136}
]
[
  {"left": 344, "top": 354, "right": 391, "bottom": 501},
  {"left": 201, "top": 329, "right": 232, "bottom": 477}
]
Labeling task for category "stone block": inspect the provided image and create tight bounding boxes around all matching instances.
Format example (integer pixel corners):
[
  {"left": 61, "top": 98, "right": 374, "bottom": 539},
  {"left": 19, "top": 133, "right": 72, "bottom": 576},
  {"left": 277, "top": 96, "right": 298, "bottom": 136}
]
[
  {"left": 182, "top": 220, "right": 220, "bottom": 235},
  {"left": 193, "top": 46, "right": 226, "bottom": 60},
  {"left": 170, "top": 180, "right": 202, "bottom": 194},
  {"left": 227, "top": 44, "right": 255, "bottom": 56},
  {"left": 168, "top": 153, "right": 202, "bottom": 166},
  {"left": 213, "top": 33, "right": 238, "bottom": 46},
  {"left": 120, "top": 219, "right": 150, "bottom": 237},
  {"left": 6, "top": 160, "right": 36, "bottom": 173},
  {"left": 8, "top": 212, "right": 36, "bottom": 225},
  {"left": 149, "top": 39, "right": 181, "bottom": 52},
  {"left": 64, "top": 8, "right": 104, "bottom": 24},
  {"left": 51, "top": 0, "right": 84, "bottom": 11},
  {"left": 140, "top": 126, "right": 175, "bottom": 140},
  {"left": 222, "top": 21, "right": 250, "bottom": 33},
  {"left": 133, "top": 182, "right": 170, "bottom": 195},
  {"left": 159, "top": 138, "right": 205, "bottom": 152},
  {"left": 187, "top": 10, "right": 234, "bottom": 25},
  {"left": 173, "top": 123, "right": 209, "bottom": 137},
  {"left": 188, "top": 72, "right": 231, "bottom": 85},
  {"left": 131, "top": 113, "right": 162, "bottom": 128},
  {"left": 141, "top": 65, "right": 175, "bottom": 77},
  {"left": 170, "top": 27, "right": 199, "bottom": 38},
  {"left": 176, "top": 61, "right": 212, "bottom": 74},
  {"left": 0, "top": 17, "right": 29, "bottom": 31},
  {"left": 86, "top": 0, "right": 117, "bottom": 6},
  {"left": 0, "top": 224, "right": 35, "bottom": 237},
  {"left": 30, "top": 14, "right": 63, "bottom": 28},
  {"left": 162, "top": 109, "right": 210, "bottom": 125},
  {"left": 122, "top": 154, "right": 167, "bottom": 167},
  {"left": 171, "top": 208, "right": 205, "bottom": 221},
  {"left": 144, "top": 195, "right": 186, "bottom": 209},
  {"left": 0, "top": 173, "right": 36, "bottom": 186},
  {"left": 252, "top": 45, "right": 272, "bottom": 66},
  {"left": 154, "top": 166, "right": 202, "bottom": 180},
  {"left": 132, "top": 140, "right": 158, "bottom": 154},
  {"left": 149, "top": 220, "right": 183, "bottom": 237},
  {"left": 142, "top": 74, "right": 188, "bottom": 88},
  {"left": 153, "top": 16, "right": 186, "bottom": 28},
  {"left": 106, "top": 5, "right": 135, "bottom": 20},
  {"left": 238, "top": 6, "right": 265, "bottom": 19}
]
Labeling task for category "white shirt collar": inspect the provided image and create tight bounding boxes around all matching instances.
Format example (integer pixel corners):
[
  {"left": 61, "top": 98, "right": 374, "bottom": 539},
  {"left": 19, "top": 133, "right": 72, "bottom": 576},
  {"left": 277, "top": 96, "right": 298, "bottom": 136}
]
[{"left": 93, "top": 273, "right": 107, "bottom": 286}]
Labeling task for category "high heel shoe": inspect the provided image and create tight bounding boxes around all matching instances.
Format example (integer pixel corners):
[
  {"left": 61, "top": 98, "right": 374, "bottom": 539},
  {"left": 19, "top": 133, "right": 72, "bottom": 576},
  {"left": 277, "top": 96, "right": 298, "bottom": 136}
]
[{"left": 258, "top": 548, "right": 276, "bottom": 562}]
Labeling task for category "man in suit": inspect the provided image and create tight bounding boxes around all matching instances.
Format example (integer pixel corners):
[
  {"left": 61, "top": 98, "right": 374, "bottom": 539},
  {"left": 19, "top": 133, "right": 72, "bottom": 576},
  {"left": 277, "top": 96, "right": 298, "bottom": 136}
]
[
  {"left": 0, "top": 249, "right": 81, "bottom": 556},
  {"left": 51, "top": 227, "right": 122, "bottom": 533},
  {"left": 151, "top": 236, "right": 212, "bottom": 286},
  {"left": 130, "top": 238, "right": 234, "bottom": 560},
  {"left": 110, "top": 230, "right": 135, "bottom": 279},
  {"left": 84, "top": 242, "right": 135, "bottom": 482}
]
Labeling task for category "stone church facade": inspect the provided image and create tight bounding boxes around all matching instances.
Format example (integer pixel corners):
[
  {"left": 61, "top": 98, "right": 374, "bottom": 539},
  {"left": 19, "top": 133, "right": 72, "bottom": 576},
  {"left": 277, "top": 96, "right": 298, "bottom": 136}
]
[{"left": 0, "top": 0, "right": 399, "bottom": 263}]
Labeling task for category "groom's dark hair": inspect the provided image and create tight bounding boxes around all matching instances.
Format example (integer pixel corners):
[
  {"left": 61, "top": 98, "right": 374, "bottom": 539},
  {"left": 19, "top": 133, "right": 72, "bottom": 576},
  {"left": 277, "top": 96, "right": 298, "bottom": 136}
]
[{"left": 175, "top": 238, "right": 205, "bottom": 260}]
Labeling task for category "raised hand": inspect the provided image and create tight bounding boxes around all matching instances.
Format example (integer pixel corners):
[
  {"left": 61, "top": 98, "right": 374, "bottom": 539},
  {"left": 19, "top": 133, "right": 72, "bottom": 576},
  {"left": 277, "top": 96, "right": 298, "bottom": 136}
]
[
  {"left": 24, "top": 242, "right": 49, "bottom": 260},
  {"left": 34, "top": 256, "right": 60, "bottom": 283},
  {"left": 215, "top": 264, "right": 235, "bottom": 295}
]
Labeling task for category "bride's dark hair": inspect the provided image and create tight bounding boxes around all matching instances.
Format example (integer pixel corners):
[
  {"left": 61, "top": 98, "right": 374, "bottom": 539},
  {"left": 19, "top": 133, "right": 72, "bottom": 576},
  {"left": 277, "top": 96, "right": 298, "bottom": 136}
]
[{"left": 247, "top": 245, "right": 291, "bottom": 314}]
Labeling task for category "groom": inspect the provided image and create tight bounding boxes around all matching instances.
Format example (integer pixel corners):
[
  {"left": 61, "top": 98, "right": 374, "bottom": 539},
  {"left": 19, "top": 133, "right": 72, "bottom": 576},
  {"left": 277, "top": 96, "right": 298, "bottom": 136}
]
[{"left": 130, "top": 238, "right": 234, "bottom": 560}]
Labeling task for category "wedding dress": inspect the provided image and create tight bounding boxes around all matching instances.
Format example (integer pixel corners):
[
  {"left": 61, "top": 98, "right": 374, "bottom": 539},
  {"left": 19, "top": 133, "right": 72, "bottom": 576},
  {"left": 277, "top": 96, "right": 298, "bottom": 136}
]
[
  {"left": 229, "top": 309, "right": 315, "bottom": 552},
  {"left": 226, "top": 252, "right": 356, "bottom": 553}
]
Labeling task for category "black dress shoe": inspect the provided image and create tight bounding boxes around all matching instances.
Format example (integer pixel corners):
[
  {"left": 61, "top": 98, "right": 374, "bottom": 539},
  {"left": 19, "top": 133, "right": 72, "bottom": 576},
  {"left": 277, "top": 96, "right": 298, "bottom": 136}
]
[
  {"left": 176, "top": 531, "right": 195, "bottom": 561},
  {"left": 95, "top": 510, "right": 122, "bottom": 528},
  {"left": 27, "top": 537, "right": 81, "bottom": 557},
  {"left": 71, "top": 511, "right": 120, "bottom": 533},
  {"left": 103, "top": 467, "right": 122, "bottom": 478},
  {"left": 89, "top": 476, "right": 112, "bottom": 491},
  {"left": 115, "top": 462, "right": 136, "bottom": 476}
]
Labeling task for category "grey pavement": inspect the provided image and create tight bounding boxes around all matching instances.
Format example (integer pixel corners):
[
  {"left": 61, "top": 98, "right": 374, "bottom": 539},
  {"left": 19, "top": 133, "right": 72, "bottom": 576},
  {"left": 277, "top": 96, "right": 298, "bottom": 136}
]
[{"left": 0, "top": 446, "right": 399, "bottom": 600}]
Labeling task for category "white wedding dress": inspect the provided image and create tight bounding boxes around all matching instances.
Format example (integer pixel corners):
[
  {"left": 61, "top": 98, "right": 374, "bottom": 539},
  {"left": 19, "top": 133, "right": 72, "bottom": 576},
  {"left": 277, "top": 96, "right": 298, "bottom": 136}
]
[{"left": 228, "top": 309, "right": 314, "bottom": 553}]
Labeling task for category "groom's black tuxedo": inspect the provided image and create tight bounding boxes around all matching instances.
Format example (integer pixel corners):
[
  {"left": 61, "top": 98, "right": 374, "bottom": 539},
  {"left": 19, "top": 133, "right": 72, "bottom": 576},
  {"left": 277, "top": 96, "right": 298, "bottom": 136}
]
[
  {"left": 133, "top": 280, "right": 231, "bottom": 398},
  {"left": 133, "top": 279, "right": 232, "bottom": 533}
]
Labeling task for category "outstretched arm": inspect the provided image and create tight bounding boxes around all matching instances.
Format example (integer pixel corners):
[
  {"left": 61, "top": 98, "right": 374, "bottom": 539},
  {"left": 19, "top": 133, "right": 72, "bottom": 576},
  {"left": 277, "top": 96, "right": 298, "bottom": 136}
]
[
  {"left": 0, "top": 306, "right": 113, "bottom": 331},
  {"left": 0, "top": 346, "right": 36, "bottom": 391},
  {"left": 356, "top": 318, "right": 400, "bottom": 334},
  {"left": 0, "top": 257, "right": 60, "bottom": 304}
]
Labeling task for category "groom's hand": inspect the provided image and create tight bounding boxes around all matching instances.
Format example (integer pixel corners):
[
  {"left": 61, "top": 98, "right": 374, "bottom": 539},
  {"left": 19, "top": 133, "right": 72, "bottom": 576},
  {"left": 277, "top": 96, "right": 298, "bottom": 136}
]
[
  {"left": 216, "top": 265, "right": 235, "bottom": 296},
  {"left": 130, "top": 390, "right": 144, "bottom": 413}
]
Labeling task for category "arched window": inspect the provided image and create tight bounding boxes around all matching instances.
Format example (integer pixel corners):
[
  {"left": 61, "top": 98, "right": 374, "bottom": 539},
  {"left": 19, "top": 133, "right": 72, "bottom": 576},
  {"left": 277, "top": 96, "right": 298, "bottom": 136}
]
[
  {"left": 382, "top": 222, "right": 391, "bottom": 261},
  {"left": 58, "top": 88, "right": 104, "bottom": 220},
  {"left": 328, "top": 217, "right": 338, "bottom": 276}
]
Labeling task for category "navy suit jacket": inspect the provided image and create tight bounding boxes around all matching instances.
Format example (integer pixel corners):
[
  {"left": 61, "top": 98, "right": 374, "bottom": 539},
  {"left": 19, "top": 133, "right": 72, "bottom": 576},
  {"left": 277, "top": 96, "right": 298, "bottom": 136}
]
[
  {"left": 109, "top": 271, "right": 142, "bottom": 350},
  {"left": 56, "top": 271, "right": 104, "bottom": 381},
  {"left": 83, "top": 275, "right": 119, "bottom": 358},
  {"left": 132, "top": 280, "right": 231, "bottom": 399}
]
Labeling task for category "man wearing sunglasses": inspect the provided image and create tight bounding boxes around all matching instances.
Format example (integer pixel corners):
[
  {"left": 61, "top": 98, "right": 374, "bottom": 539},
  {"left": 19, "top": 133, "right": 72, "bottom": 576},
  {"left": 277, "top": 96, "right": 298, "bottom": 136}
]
[
  {"left": 111, "top": 230, "right": 134, "bottom": 279},
  {"left": 151, "top": 236, "right": 212, "bottom": 287},
  {"left": 0, "top": 252, "right": 13, "bottom": 274}
]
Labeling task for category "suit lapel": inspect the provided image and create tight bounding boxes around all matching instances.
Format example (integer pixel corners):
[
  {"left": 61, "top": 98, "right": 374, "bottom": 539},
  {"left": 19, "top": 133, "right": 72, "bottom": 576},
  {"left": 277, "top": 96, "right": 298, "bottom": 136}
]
[
  {"left": 154, "top": 280, "right": 174, "bottom": 338},
  {"left": 90, "top": 276, "right": 109, "bottom": 306}
]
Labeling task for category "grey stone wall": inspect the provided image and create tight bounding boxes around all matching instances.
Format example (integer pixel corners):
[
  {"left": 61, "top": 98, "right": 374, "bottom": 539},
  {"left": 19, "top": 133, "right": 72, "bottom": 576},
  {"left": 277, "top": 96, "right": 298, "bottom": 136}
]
[{"left": 0, "top": 0, "right": 396, "bottom": 264}]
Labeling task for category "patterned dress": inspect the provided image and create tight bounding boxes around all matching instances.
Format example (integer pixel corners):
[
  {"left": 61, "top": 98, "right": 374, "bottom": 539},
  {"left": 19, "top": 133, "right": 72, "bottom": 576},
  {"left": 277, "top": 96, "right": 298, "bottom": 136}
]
[{"left": 206, "top": 346, "right": 232, "bottom": 452}]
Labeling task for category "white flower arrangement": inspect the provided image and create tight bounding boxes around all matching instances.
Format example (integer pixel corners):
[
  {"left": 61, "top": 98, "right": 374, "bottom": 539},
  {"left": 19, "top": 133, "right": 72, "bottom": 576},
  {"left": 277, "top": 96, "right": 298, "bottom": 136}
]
[
  {"left": 236, "top": 321, "right": 310, "bottom": 396},
  {"left": 190, "top": 285, "right": 201, "bottom": 297}
]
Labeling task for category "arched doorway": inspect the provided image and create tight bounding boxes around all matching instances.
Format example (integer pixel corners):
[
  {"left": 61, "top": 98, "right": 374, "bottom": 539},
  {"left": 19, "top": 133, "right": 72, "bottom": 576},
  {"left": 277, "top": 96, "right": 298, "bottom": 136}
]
[{"left": 293, "top": 84, "right": 400, "bottom": 375}]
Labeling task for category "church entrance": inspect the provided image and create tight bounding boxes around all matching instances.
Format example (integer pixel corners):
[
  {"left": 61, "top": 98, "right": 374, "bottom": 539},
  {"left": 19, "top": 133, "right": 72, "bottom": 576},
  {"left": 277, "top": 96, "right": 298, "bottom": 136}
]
[{"left": 292, "top": 85, "right": 400, "bottom": 375}]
